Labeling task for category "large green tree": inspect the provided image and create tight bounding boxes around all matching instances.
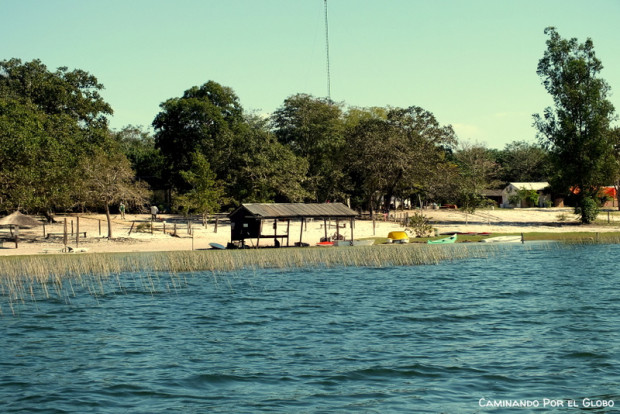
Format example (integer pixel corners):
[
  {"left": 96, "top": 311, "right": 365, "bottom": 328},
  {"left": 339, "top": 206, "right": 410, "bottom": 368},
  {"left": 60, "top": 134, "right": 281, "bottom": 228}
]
[
  {"left": 229, "top": 115, "right": 309, "bottom": 203},
  {"left": 271, "top": 94, "right": 346, "bottom": 202},
  {"left": 0, "top": 59, "right": 114, "bottom": 217},
  {"left": 344, "top": 106, "right": 456, "bottom": 211},
  {"left": 533, "top": 28, "right": 616, "bottom": 222},
  {"left": 153, "top": 81, "right": 244, "bottom": 190}
]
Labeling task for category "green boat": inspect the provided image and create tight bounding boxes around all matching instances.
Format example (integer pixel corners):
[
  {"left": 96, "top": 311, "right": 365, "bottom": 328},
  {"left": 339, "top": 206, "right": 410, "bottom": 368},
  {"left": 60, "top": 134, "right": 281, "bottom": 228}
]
[{"left": 427, "top": 234, "right": 457, "bottom": 244}]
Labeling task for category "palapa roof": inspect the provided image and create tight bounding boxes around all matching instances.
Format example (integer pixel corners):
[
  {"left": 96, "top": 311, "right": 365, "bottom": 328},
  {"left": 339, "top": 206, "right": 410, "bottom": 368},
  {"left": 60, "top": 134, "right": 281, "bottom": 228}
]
[
  {"left": 0, "top": 211, "right": 41, "bottom": 228},
  {"left": 230, "top": 203, "right": 357, "bottom": 219}
]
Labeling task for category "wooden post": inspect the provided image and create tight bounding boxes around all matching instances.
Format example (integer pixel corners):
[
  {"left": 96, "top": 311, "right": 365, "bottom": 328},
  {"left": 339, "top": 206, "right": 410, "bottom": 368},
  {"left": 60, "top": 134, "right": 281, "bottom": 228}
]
[
  {"left": 257, "top": 220, "right": 263, "bottom": 248},
  {"left": 151, "top": 217, "right": 154, "bottom": 234},
  {"left": 71, "top": 220, "right": 74, "bottom": 236},
  {"left": 286, "top": 219, "right": 290, "bottom": 247},
  {"left": 63, "top": 218, "right": 68, "bottom": 249},
  {"left": 336, "top": 219, "right": 340, "bottom": 240},
  {"left": 299, "top": 218, "right": 305, "bottom": 245},
  {"left": 76, "top": 216, "right": 80, "bottom": 247},
  {"left": 187, "top": 220, "right": 191, "bottom": 235},
  {"left": 372, "top": 215, "right": 376, "bottom": 236},
  {"left": 43, "top": 222, "right": 46, "bottom": 238},
  {"left": 174, "top": 223, "right": 177, "bottom": 236},
  {"left": 98, "top": 219, "right": 101, "bottom": 236},
  {"left": 128, "top": 221, "right": 135, "bottom": 235},
  {"left": 323, "top": 218, "right": 328, "bottom": 241},
  {"left": 350, "top": 218, "right": 354, "bottom": 241},
  {"left": 14, "top": 225, "right": 19, "bottom": 248},
  {"left": 215, "top": 217, "right": 218, "bottom": 233},
  {"left": 163, "top": 221, "right": 166, "bottom": 235}
]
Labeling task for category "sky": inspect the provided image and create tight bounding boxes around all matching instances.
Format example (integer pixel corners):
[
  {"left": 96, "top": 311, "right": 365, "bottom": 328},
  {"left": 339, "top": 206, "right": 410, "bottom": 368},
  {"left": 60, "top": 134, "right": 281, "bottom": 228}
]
[{"left": 2, "top": 0, "right": 619, "bottom": 149}]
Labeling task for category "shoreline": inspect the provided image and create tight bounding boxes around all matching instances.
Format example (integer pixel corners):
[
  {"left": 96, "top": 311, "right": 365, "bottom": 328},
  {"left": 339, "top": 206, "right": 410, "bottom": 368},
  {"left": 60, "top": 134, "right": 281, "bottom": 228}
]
[{"left": 1, "top": 207, "right": 619, "bottom": 256}]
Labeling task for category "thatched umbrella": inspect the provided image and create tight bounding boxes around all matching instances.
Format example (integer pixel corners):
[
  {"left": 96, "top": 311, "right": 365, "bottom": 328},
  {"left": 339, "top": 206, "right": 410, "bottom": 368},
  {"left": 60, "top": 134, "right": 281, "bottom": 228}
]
[
  {"left": 0, "top": 211, "right": 41, "bottom": 228},
  {"left": 0, "top": 211, "right": 41, "bottom": 248}
]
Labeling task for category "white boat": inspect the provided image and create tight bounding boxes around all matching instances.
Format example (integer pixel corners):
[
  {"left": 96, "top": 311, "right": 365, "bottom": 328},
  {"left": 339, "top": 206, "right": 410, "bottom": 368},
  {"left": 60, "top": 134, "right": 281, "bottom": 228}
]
[
  {"left": 333, "top": 239, "right": 375, "bottom": 247},
  {"left": 480, "top": 235, "right": 522, "bottom": 243}
]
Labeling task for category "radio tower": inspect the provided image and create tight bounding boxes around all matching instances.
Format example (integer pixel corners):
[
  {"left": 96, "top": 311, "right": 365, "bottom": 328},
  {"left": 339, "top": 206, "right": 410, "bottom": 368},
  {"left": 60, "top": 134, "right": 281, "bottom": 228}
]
[{"left": 324, "top": 0, "right": 331, "bottom": 101}]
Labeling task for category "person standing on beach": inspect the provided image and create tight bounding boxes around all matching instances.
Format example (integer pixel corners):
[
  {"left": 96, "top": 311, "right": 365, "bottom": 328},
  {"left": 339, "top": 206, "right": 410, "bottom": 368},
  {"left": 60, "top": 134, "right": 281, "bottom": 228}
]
[
  {"left": 119, "top": 202, "right": 126, "bottom": 219},
  {"left": 151, "top": 205, "right": 159, "bottom": 220}
]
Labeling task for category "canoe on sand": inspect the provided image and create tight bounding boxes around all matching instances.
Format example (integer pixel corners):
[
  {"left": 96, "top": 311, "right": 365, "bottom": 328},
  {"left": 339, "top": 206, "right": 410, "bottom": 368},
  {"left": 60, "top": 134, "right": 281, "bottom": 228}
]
[{"left": 427, "top": 234, "right": 457, "bottom": 244}]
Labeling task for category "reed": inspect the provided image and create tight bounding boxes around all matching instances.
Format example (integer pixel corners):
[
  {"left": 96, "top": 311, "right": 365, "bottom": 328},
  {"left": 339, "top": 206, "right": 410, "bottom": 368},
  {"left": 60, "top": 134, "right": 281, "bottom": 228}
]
[{"left": 0, "top": 244, "right": 499, "bottom": 314}]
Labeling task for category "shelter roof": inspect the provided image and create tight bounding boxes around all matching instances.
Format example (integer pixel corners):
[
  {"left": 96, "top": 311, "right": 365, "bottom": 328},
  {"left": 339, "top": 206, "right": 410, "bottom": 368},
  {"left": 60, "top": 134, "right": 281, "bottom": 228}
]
[
  {"left": 0, "top": 211, "right": 41, "bottom": 228},
  {"left": 230, "top": 203, "right": 357, "bottom": 219}
]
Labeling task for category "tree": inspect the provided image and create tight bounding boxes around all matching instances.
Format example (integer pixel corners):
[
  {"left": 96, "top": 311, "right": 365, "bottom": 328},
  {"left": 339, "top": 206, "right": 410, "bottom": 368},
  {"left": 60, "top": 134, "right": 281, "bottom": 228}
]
[
  {"left": 0, "top": 59, "right": 114, "bottom": 217},
  {"left": 453, "top": 142, "right": 502, "bottom": 213},
  {"left": 271, "top": 94, "right": 346, "bottom": 202},
  {"left": 533, "top": 27, "right": 616, "bottom": 223},
  {"left": 0, "top": 99, "right": 85, "bottom": 216},
  {"left": 344, "top": 106, "right": 457, "bottom": 211},
  {"left": 153, "top": 81, "right": 245, "bottom": 190},
  {"left": 0, "top": 58, "right": 112, "bottom": 129},
  {"left": 80, "top": 145, "right": 149, "bottom": 238},
  {"left": 497, "top": 141, "right": 549, "bottom": 183},
  {"left": 228, "top": 115, "right": 309, "bottom": 203},
  {"left": 608, "top": 127, "right": 620, "bottom": 209},
  {"left": 173, "top": 151, "right": 224, "bottom": 223},
  {"left": 114, "top": 125, "right": 165, "bottom": 190}
]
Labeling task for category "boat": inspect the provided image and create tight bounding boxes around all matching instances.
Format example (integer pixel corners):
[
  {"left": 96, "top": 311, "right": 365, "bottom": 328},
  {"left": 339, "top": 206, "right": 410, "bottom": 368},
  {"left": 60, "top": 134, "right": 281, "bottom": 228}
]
[
  {"left": 209, "top": 242, "right": 226, "bottom": 249},
  {"left": 351, "top": 239, "right": 375, "bottom": 246},
  {"left": 316, "top": 241, "right": 334, "bottom": 247},
  {"left": 480, "top": 235, "right": 522, "bottom": 243},
  {"left": 333, "top": 239, "right": 375, "bottom": 247},
  {"left": 427, "top": 234, "right": 457, "bottom": 244},
  {"left": 387, "top": 231, "right": 409, "bottom": 244}
]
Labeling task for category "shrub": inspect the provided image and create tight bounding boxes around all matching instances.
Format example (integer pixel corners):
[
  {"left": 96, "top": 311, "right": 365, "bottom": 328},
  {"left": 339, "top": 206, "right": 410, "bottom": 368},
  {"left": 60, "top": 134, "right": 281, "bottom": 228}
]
[
  {"left": 407, "top": 211, "right": 433, "bottom": 237},
  {"left": 576, "top": 197, "right": 599, "bottom": 224}
]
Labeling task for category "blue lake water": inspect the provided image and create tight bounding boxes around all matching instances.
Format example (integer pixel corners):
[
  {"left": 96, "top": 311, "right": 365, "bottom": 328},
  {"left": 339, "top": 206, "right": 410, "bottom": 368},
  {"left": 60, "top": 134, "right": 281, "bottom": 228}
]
[{"left": 1, "top": 243, "right": 619, "bottom": 413}]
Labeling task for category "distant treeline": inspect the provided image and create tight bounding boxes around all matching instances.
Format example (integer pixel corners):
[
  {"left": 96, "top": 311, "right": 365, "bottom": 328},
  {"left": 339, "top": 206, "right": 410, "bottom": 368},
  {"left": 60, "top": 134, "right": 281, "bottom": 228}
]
[{"left": 2, "top": 27, "right": 619, "bottom": 226}]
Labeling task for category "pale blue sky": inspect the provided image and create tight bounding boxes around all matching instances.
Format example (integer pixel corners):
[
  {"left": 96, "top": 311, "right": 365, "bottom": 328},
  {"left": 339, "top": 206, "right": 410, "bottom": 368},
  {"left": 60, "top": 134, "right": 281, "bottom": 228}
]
[{"left": 2, "top": 0, "right": 619, "bottom": 148}]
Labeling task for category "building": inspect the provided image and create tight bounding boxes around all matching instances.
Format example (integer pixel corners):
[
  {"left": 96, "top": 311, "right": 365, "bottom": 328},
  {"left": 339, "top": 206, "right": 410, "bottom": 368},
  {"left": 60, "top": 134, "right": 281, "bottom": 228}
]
[
  {"left": 501, "top": 182, "right": 551, "bottom": 208},
  {"left": 228, "top": 203, "right": 358, "bottom": 247}
]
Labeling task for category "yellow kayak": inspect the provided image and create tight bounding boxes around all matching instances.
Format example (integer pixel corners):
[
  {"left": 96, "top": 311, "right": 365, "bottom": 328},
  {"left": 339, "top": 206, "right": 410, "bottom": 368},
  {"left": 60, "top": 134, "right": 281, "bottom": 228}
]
[{"left": 387, "top": 231, "right": 409, "bottom": 243}]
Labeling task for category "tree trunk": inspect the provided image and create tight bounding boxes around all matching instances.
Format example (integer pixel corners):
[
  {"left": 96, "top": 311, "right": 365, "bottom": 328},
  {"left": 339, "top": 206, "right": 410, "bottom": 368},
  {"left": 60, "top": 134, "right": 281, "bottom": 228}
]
[
  {"left": 105, "top": 203, "right": 113, "bottom": 239},
  {"left": 44, "top": 209, "right": 57, "bottom": 223}
]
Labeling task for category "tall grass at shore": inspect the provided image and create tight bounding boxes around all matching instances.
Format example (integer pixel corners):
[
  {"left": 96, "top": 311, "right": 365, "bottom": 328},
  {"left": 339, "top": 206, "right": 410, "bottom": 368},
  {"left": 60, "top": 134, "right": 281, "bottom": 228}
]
[
  {"left": 4, "top": 237, "right": 609, "bottom": 315},
  {"left": 0, "top": 244, "right": 500, "bottom": 314}
]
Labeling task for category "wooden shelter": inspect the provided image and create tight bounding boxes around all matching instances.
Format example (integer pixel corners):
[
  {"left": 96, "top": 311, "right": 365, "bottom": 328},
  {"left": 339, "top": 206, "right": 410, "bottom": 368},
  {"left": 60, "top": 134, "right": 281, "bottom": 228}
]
[
  {"left": 229, "top": 203, "right": 358, "bottom": 247},
  {"left": 0, "top": 211, "right": 41, "bottom": 248}
]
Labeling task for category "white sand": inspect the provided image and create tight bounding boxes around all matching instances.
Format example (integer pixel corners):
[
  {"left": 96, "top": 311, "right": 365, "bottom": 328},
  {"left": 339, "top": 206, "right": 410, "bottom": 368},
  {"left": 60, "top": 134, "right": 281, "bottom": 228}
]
[{"left": 1, "top": 207, "right": 619, "bottom": 256}]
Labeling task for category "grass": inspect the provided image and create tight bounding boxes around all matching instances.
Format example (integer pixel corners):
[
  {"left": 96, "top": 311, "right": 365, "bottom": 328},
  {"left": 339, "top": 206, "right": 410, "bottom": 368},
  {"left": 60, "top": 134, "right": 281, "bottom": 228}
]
[
  {"left": 2, "top": 231, "right": 620, "bottom": 315},
  {"left": 0, "top": 244, "right": 499, "bottom": 314}
]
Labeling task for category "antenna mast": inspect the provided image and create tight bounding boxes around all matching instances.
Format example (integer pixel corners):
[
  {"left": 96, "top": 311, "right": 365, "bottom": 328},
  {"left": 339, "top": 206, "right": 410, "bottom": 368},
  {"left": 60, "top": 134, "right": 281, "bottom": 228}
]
[{"left": 324, "top": 0, "right": 331, "bottom": 101}]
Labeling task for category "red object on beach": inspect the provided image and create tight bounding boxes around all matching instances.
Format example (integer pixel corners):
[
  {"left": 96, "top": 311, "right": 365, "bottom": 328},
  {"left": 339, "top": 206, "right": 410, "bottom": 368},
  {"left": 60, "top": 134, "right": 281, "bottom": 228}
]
[{"left": 316, "top": 241, "right": 334, "bottom": 247}]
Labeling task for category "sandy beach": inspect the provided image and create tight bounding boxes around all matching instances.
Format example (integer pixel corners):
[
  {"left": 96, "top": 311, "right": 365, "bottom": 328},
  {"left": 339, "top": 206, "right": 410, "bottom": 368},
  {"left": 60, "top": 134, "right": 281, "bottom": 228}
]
[{"left": 1, "top": 207, "right": 619, "bottom": 256}]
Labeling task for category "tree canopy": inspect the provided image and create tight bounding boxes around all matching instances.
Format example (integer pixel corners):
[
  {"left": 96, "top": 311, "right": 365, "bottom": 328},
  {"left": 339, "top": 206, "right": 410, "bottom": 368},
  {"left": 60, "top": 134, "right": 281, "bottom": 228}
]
[{"left": 533, "top": 27, "right": 616, "bottom": 222}]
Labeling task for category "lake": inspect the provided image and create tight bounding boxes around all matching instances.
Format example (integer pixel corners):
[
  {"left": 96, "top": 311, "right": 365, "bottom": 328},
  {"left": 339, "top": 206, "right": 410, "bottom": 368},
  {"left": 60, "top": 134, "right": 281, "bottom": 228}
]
[{"left": 1, "top": 243, "right": 619, "bottom": 413}]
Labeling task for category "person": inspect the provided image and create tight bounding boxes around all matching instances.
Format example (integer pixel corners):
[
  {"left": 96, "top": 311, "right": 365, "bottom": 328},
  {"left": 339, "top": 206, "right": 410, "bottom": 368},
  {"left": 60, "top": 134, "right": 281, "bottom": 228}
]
[
  {"left": 151, "top": 205, "right": 159, "bottom": 220},
  {"left": 119, "top": 202, "right": 126, "bottom": 219}
]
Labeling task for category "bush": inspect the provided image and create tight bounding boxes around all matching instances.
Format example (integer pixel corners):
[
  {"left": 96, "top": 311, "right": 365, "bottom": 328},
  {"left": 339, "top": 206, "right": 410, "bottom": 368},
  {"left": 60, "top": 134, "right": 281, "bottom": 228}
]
[
  {"left": 576, "top": 197, "right": 599, "bottom": 224},
  {"left": 407, "top": 211, "right": 433, "bottom": 237}
]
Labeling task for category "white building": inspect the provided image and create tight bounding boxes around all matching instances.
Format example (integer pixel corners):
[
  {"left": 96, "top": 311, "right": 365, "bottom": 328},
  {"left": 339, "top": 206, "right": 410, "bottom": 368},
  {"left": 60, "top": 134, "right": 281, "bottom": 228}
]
[{"left": 501, "top": 182, "right": 551, "bottom": 208}]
